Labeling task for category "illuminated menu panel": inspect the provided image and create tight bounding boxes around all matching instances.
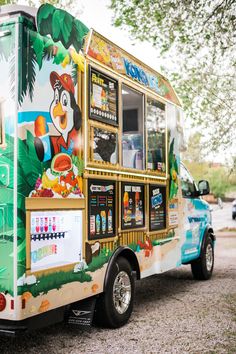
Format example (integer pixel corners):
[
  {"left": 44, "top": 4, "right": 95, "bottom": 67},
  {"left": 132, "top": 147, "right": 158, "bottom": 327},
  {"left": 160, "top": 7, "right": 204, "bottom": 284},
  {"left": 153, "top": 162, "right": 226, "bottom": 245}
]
[
  {"left": 121, "top": 183, "right": 145, "bottom": 230},
  {"left": 149, "top": 185, "right": 166, "bottom": 231},
  {"left": 30, "top": 210, "right": 82, "bottom": 272},
  {"left": 88, "top": 179, "right": 116, "bottom": 240},
  {"left": 89, "top": 67, "right": 118, "bottom": 126}
]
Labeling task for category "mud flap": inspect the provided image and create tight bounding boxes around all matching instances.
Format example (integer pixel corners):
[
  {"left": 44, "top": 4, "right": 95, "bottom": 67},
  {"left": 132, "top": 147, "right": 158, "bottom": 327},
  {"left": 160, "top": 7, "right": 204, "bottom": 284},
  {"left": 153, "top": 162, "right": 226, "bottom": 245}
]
[{"left": 66, "top": 297, "right": 97, "bottom": 328}]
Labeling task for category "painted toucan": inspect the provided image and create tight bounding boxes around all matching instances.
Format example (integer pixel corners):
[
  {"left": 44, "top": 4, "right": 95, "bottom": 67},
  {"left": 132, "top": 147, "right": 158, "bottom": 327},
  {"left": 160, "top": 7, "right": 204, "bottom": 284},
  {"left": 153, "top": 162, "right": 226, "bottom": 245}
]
[{"left": 34, "top": 71, "right": 82, "bottom": 162}]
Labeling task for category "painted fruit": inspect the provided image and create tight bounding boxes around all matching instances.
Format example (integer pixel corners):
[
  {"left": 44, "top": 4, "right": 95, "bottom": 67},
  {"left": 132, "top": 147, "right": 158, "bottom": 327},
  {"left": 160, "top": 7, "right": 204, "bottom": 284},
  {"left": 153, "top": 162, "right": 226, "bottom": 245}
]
[{"left": 51, "top": 153, "right": 72, "bottom": 174}]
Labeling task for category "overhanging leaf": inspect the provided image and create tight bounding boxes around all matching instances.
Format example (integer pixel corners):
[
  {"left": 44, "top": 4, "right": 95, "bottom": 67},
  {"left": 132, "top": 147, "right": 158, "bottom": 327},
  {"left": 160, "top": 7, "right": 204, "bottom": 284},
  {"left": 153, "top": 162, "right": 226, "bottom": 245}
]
[{"left": 52, "top": 9, "right": 65, "bottom": 41}]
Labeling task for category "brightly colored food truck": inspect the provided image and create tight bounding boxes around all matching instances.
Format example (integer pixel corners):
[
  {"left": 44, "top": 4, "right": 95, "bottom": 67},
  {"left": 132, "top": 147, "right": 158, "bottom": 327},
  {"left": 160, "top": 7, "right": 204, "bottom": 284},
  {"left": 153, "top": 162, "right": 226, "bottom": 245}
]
[{"left": 0, "top": 4, "right": 215, "bottom": 334}]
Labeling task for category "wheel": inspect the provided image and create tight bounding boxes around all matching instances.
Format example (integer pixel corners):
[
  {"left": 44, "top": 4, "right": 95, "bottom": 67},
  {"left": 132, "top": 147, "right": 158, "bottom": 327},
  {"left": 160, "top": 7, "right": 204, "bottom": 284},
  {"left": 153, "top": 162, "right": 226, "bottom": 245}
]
[
  {"left": 191, "top": 235, "right": 214, "bottom": 280},
  {"left": 94, "top": 257, "right": 135, "bottom": 328}
]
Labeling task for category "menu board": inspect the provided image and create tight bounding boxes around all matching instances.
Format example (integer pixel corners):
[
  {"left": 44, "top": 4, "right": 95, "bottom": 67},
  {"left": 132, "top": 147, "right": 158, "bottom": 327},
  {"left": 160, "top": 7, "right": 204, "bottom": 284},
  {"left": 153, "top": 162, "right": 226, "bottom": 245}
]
[
  {"left": 89, "top": 67, "right": 118, "bottom": 126},
  {"left": 169, "top": 200, "right": 178, "bottom": 227},
  {"left": 121, "top": 183, "right": 145, "bottom": 230},
  {"left": 92, "top": 127, "right": 118, "bottom": 164},
  {"left": 88, "top": 179, "right": 116, "bottom": 239},
  {"left": 149, "top": 185, "right": 166, "bottom": 231}
]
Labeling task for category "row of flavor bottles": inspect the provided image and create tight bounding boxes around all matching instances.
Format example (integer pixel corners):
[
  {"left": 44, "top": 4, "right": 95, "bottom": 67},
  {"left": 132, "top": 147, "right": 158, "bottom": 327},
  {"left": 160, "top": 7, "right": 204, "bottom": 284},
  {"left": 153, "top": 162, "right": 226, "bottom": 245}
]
[
  {"left": 31, "top": 216, "right": 65, "bottom": 234},
  {"left": 90, "top": 210, "right": 113, "bottom": 235}
]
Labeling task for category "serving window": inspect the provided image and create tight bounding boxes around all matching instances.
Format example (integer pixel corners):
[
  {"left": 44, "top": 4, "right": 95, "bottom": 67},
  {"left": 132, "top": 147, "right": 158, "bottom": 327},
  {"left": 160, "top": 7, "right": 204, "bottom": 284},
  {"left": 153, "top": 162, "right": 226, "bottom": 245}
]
[
  {"left": 87, "top": 64, "right": 169, "bottom": 178},
  {"left": 146, "top": 98, "right": 166, "bottom": 172},
  {"left": 89, "top": 67, "right": 118, "bottom": 126},
  {"left": 122, "top": 85, "right": 145, "bottom": 170}
]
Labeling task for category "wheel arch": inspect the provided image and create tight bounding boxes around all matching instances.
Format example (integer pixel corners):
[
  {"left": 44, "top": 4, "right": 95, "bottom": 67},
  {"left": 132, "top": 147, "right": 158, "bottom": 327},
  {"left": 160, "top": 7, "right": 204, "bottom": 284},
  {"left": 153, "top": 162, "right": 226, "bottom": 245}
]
[
  {"left": 103, "top": 246, "right": 140, "bottom": 292},
  {"left": 201, "top": 224, "right": 216, "bottom": 253}
]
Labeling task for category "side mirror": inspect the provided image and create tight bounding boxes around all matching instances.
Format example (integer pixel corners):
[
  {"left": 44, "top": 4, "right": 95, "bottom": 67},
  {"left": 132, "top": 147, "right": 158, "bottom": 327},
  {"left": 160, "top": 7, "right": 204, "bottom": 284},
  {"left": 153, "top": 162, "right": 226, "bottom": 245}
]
[{"left": 198, "top": 180, "right": 210, "bottom": 196}]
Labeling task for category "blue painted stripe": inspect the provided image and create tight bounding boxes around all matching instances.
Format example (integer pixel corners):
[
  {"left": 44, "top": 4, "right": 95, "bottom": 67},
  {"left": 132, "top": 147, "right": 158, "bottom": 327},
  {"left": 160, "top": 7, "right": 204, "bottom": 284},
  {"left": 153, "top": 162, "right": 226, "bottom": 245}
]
[{"left": 18, "top": 111, "right": 51, "bottom": 124}]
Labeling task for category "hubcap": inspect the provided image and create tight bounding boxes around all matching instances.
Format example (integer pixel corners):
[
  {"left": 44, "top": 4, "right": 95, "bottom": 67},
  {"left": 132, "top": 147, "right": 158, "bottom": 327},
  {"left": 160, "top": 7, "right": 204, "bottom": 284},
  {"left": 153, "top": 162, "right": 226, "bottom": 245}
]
[
  {"left": 206, "top": 244, "right": 213, "bottom": 272},
  {"left": 113, "top": 271, "right": 131, "bottom": 314}
]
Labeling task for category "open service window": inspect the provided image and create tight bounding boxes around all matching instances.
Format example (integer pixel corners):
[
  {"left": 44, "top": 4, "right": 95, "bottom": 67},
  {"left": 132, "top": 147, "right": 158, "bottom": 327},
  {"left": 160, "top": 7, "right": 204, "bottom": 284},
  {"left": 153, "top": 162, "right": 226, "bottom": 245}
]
[
  {"left": 30, "top": 210, "right": 83, "bottom": 272},
  {"left": 122, "top": 85, "right": 145, "bottom": 170},
  {"left": 146, "top": 98, "right": 166, "bottom": 172}
]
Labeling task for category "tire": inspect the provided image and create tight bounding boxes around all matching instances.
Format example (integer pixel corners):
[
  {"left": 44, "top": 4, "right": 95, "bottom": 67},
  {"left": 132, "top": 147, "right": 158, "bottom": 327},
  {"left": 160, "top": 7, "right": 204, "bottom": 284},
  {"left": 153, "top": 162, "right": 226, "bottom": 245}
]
[
  {"left": 94, "top": 257, "right": 135, "bottom": 328},
  {"left": 191, "top": 235, "right": 214, "bottom": 280}
]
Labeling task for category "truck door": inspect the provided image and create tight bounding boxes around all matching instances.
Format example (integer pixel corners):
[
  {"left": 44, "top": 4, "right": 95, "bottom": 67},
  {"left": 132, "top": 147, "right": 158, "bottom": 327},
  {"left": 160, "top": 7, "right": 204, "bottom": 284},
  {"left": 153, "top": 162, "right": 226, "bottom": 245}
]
[{"left": 180, "top": 164, "right": 209, "bottom": 264}]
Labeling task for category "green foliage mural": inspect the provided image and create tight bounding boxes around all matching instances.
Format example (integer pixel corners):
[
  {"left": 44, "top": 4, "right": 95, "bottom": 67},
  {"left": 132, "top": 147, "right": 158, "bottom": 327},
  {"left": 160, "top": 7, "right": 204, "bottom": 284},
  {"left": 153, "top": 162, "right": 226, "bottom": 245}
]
[
  {"left": 17, "top": 248, "right": 112, "bottom": 297},
  {"left": 19, "top": 26, "right": 77, "bottom": 106},
  {"left": 36, "top": 4, "right": 89, "bottom": 53},
  {"left": 0, "top": 134, "right": 14, "bottom": 295},
  {"left": 169, "top": 139, "right": 179, "bottom": 200},
  {"left": 0, "top": 22, "right": 15, "bottom": 295},
  {"left": 17, "top": 4, "right": 89, "bottom": 106}
]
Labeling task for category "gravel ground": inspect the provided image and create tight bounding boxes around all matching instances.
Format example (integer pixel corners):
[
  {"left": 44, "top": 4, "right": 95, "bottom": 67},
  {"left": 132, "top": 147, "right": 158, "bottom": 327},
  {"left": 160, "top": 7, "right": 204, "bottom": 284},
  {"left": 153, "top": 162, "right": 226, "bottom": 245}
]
[{"left": 0, "top": 231, "right": 235, "bottom": 354}]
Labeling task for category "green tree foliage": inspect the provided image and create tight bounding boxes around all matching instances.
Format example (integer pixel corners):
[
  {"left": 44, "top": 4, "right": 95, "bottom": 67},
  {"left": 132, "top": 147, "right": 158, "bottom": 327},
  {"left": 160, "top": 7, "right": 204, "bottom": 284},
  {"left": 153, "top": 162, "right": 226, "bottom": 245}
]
[
  {"left": 110, "top": 0, "right": 236, "bottom": 152},
  {"left": 183, "top": 132, "right": 204, "bottom": 163},
  {"left": 184, "top": 160, "right": 232, "bottom": 198}
]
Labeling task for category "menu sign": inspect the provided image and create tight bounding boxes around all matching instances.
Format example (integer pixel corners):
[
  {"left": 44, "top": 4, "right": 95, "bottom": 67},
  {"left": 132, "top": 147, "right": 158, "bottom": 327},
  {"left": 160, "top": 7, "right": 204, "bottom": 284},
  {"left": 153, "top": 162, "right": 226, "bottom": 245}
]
[
  {"left": 149, "top": 185, "right": 166, "bottom": 231},
  {"left": 88, "top": 179, "right": 116, "bottom": 240},
  {"left": 121, "top": 183, "right": 145, "bottom": 230},
  {"left": 89, "top": 67, "right": 118, "bottom": 126},
  {"left": 169, "top": 201, "right": 178, "bottom": 227}
]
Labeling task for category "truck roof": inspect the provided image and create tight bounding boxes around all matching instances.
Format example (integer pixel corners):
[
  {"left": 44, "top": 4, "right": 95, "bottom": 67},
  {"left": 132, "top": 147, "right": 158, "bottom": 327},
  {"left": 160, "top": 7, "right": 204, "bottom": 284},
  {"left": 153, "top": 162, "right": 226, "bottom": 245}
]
[{"left": 0, "top": 5, "right": 36, "bottom": 21}]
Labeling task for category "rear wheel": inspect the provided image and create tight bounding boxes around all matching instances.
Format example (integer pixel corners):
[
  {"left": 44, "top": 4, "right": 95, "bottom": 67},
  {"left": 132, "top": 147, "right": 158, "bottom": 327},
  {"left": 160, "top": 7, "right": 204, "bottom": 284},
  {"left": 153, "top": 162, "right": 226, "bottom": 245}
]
[
  {"left": 191, "top": 235, "right": 214, "bottom": 280},
  {"left": 94, "top": 257, "right": 135, "bottom": 328}
]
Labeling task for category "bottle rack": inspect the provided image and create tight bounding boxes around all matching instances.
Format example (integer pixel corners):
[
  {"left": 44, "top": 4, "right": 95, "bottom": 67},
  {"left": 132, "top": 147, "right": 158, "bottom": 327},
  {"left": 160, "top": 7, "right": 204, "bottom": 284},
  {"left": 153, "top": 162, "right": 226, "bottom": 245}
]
[{"left": 31, "top": 232, "right": 65, "bottom": 241}]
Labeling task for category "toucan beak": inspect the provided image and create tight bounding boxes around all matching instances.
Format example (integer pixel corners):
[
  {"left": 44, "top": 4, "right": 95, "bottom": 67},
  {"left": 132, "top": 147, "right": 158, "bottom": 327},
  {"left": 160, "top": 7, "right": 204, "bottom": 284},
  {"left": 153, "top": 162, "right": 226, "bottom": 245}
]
[
  {"left": 53, "top": 102, "right": 64, "bottom": 118},
  {"left": 53, "top": 102, "right": 67, "bottom": 130}
]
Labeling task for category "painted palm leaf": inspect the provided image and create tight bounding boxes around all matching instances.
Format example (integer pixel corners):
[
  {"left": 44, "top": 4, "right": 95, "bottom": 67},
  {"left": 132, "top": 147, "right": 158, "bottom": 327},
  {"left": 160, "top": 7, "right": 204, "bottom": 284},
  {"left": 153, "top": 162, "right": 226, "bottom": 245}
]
[
  {"left": 37, "top": 4, "right": 89, "bottom": 52},
  {"left": 18, "top": 26, "right": 37, "bottom": 105}
]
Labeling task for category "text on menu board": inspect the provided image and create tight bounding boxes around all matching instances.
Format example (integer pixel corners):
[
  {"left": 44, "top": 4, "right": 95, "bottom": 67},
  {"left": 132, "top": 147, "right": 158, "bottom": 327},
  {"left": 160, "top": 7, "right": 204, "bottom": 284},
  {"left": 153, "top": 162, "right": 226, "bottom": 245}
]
[
  {"left": 89, "top": 67, "right": 118, "bottom": 126},
  {"left": 149, "top": 185, "right": 166, "bottom": 231},
  {"left": 122, "top": 183, "right": 145, "bottom": 230},
  {"left": 88, "top": 180, "right": 116, "bottom": 239}
]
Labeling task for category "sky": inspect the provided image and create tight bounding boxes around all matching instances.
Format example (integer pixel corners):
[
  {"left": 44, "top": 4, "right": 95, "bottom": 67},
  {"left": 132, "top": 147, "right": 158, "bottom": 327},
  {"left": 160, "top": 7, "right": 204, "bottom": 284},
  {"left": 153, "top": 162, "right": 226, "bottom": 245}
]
[
  {"left": 16, "top": 0, "right": 163, "bottom": 73},
  {"left": 77, "top": 0, "right": 163, "bottom": 72}
]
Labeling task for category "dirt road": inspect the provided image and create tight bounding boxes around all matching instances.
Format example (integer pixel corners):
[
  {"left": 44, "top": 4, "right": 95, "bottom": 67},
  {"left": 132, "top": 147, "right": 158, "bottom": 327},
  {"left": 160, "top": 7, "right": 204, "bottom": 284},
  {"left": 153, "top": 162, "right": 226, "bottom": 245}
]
[{"left": 0, "top": 230, "right": 235, "bottom": 354}]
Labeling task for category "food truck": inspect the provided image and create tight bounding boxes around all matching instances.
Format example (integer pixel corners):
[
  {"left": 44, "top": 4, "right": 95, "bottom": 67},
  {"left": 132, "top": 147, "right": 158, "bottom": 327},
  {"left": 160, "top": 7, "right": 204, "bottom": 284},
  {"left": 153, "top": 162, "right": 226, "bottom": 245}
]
[{"left": 0, "top": 4, "right": 215, "bottom": 334}]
